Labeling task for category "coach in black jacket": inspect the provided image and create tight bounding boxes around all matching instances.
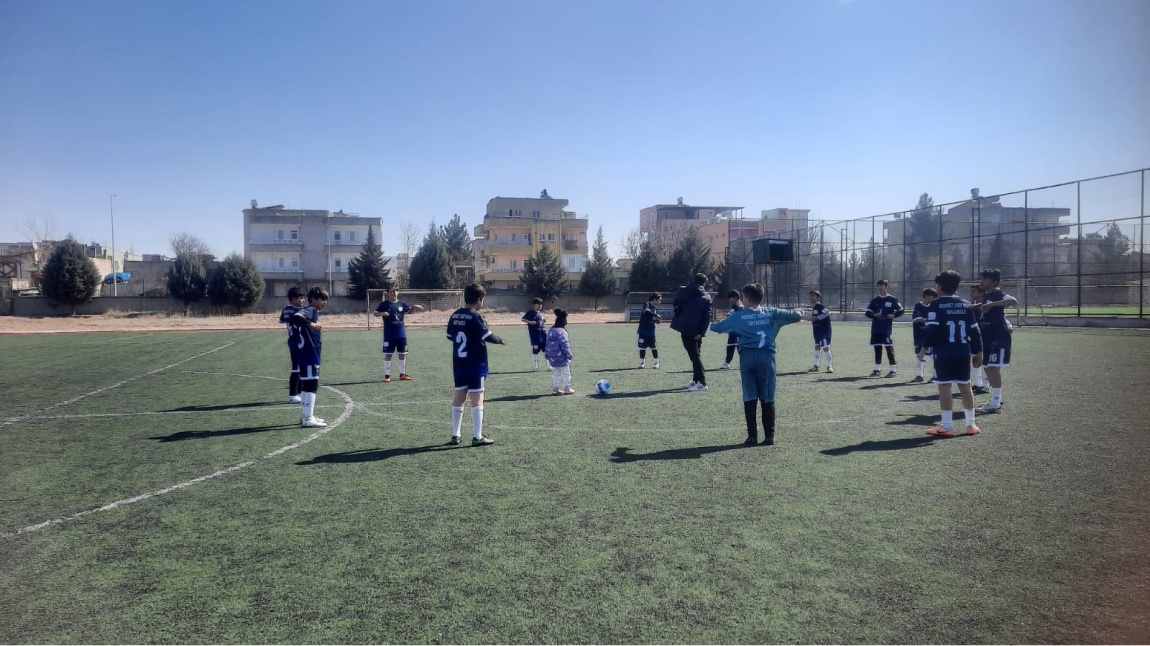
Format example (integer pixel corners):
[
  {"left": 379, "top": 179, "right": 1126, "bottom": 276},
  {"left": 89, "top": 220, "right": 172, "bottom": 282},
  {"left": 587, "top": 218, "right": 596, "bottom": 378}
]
[{"left": 670, "top": 273, "right": 714, "bottom": 391}]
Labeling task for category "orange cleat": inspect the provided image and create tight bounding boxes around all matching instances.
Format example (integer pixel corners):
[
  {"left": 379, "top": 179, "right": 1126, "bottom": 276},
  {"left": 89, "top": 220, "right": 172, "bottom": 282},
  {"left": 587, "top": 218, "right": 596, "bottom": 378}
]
[
  {"left": 399, "top": 373, "right": 412, "bottom": 381},
  {"left": 963, "top": 425, "right": 981, "bottom": 436},
  {"left": 383, "top": 375, "right": 391, "bottom": 383},
  {"left": 925, "top": 425, "right": 956, "bottom": 438}
]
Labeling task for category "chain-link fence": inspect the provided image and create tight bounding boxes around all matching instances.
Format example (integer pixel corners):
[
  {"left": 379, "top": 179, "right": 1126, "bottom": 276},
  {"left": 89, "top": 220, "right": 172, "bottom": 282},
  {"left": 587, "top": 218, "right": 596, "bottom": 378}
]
[{"left": 728, "top": 168, "right": 1149, "bottom": 319}]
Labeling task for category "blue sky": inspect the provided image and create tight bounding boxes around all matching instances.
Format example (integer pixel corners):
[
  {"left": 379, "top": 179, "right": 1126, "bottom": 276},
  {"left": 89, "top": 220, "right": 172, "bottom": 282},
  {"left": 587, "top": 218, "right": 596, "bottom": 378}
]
[{"left": 1, "top": 0, "right": 1147, "bottom": 259}]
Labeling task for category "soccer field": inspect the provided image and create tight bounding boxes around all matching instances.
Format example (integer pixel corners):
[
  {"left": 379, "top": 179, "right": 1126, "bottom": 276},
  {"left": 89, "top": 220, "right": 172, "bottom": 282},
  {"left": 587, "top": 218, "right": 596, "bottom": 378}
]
[{"left": 1, "top": 321, "right": 1148, "bottom": 643}]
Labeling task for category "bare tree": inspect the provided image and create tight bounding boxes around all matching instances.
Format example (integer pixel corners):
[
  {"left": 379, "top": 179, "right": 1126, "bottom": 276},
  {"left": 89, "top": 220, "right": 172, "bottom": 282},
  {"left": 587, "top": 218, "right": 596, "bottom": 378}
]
[
  {"left": 618, "top": 228, "right": 646, "bottom": 260},
  {"left": 20, "top": 215, "right": 58, "bottom": 267},
  {"left": 169, "top": 233, "right": 213, "bottom": 259},
  {"left": 398, "top": 221, "right": 422, "bottom": 288}
]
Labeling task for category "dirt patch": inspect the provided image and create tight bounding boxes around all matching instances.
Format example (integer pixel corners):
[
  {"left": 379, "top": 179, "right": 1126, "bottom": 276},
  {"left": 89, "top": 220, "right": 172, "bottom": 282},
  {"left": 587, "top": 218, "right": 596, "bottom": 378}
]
[{"left": 0, "top": 309, "right": 628, "bottom": 335}]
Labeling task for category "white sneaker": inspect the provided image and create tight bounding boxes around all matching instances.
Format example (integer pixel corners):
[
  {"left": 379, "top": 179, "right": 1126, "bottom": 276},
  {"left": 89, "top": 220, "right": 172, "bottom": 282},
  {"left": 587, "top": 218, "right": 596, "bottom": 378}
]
[
  {"left": 301, "top": 416, "right": 326, "bottom": 425},
  {"left": 687, "top": 383, "right": 709, "bottom": 392},
  {"left": 302, "top": 416, "right": 327, "bottom": 428},
  {"left": 719, "top": 363, "right": 730, "bottom": 370},
  {"left": 532, "top": 365, "right": 539, "bottom": 372},
  {"left": 639, "top": 361, "right": 646, "bottom": 368},
  {"left": 288, "top": 395, "right": 302, "bottom": 403},
  {"left": 653, "top": 360, "right": 659, "bottom": 369},
  {"left": 683, "top": 380, "right": 697, "bottom": 389}
]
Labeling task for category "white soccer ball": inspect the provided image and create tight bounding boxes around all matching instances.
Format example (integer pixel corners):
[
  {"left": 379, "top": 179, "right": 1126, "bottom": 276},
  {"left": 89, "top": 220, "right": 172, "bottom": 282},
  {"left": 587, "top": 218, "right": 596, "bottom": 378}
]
[{"left": 595, "top": 379, "right": 611, "bottom": 395}]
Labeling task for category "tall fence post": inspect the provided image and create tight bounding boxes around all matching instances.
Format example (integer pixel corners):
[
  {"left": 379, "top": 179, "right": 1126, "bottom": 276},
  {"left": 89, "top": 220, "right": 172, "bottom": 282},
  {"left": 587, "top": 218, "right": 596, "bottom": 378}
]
[
  {"left": 1141, "top": 169, "right": 1146, "bottom": 318},
  {"left": 1076, "top": 181, "right": 1082, "bottom": 317},
  {"left": 1023, "top": 191, "right": 1030, "bottom": 316}
]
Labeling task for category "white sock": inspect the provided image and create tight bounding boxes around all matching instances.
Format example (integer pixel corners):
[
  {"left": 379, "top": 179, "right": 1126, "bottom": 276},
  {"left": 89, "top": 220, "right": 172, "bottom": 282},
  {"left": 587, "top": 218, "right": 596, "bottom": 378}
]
[
  {"left": 384, "top": 360, "right": 391, "bottom": 376},
  {"left": 916, "top": 358, "right": 924, "bottom": 377},
  {"left": 451, "top": 405, "right": 464, "bottom": 437},
  {"left": 471, "top": 406, "right": 484, "bottom": 439},
  {"left": 941, "top": 409, "right": 953, "bottom": 430},
  {"left": 813, "top": 349, "right": 820, "bottom": 367},
  {"left": 399, "top": 358, "right": 406, "bottom": 374},
  {"left": 991, "top": 388, "right": 1002, "bottom": 406},
  {"left": 874, "top": 363, "right": 882, "bottom": 372},
  {"left": 965, "top": 409, "right": 975, "bottom": 427},
  {"left": 825, "top": 350, "right": 832, "bottom": 367},
  {"left": 533, "top": 355, "right": 539, "bottom": 367},
  {"left": 302, "top": 391, "right": 315, "bottom": 419}
]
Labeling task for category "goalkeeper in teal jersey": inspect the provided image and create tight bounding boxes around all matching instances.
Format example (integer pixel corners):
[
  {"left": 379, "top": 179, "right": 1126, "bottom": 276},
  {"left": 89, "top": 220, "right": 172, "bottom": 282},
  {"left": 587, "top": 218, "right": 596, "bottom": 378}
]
[{"left": 709, "top": 283, "right": 804, "bottom": 446}]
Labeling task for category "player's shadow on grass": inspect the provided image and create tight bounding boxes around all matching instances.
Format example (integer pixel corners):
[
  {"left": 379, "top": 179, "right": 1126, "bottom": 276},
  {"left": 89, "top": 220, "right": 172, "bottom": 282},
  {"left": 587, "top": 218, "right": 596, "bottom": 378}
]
[
  {"left": 165, "top": 402, "right": 280, "bottom": 412},
  {"left": 608, "top": 387, "right": 682, "bottom": 399},
  {"left": 326, "top": 380, "right": 385, "bottom": 386},
  {"left": 902, "top": 394, "right": 940, "bottom": 402},
  {"left": 884, "top": 413, "right": 939, "bottom": 427},
  {"left": 490, "top": 370, "right": 539, "bottom": 375},
  {"left": 588, "top": 367, "right": 642, "bottom": 373},
  {"left": 820, "top": 436, "right": 938, "bottom": 455},
  {"left": 296, "top": 444, "right": 465, "bottom": 465},
  {"left": 149, "top": 425, "right": 290, "bottom": 442},
  {"left": 858, "top": 381, "right": 912, "bottom": 390},
  {"left": 610, "top": 444, "right": 746, "bottom": 462},
  {"left": 776, "top": 370, "right": 811, "bottom": 376},
  {"left": 824, "top": 376, "right": 872, "bottom": 383},
  {"left": 485, "top": 392, "right": 563, "bottom": 402}
]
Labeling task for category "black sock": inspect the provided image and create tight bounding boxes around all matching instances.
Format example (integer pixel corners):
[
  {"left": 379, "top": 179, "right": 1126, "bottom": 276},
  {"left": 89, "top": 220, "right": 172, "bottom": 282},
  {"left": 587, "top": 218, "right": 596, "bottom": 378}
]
[
  {"left": 874, "top": 346, "right": 883, "bottom": 365},
  {"left": 725, "top": 346, "right": 736, "bottom": 363},
  {"left": 652, "top": 349, "right": 659, "bottom": 359},
  {"left": 639, "top": 349, "right": 646, "bottom": 359},
  {"left": 761, "top": 402, "right": 776, "bottom": 438},
  {"left": 289, "top": 372, "right": 300, "bottom": 397},
  {"left": 743, "top": 400, "right": 758, "bottom": 438}
]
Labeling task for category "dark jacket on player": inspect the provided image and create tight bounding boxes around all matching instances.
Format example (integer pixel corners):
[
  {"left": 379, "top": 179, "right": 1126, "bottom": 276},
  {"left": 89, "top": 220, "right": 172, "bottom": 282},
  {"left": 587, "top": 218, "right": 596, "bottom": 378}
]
[{"left": 670, "top": 285, "right": 713, "bottom": 338}]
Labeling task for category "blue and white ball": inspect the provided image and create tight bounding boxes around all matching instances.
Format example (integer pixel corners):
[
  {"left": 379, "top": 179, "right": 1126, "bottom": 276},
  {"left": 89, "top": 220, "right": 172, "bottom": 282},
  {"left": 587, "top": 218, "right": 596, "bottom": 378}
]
[{"left": 594, "top": 379, "right": 611, "bottom": 395}]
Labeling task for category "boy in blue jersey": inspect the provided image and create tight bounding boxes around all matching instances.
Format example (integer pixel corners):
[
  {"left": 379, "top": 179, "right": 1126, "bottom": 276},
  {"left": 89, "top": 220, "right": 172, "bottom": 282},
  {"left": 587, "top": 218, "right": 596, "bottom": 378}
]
[
  {"left": 923, "top": 270, "right": 984, "bottom": 437},
  {"left": 909, "top": 288, "right": 937, "bottom": 383},
  {"left": 520, "top": 297, "right": 548, "bottom": 371},
  {"left": 373, "top": 285, "right": 424, "bottom": 382},
  {"left": 637, "top": 292, "right": 662, "bottom": 369},
  {"left": 975, "top": 268, "right": 1017, "bottom": 414},
  {"left": 804, "top": 290, "right": 833, "bottom": 373},
  {"left": 709, "top": 283, "right": 804, "bottom": 446},
  {"left": 278, "top": 286, "right": 305, "bottom": 404},
  {"left": 719, "top": 290, "right": 744, "bottom": 370},
  {"left": 446, "top": 283, "right": 506, "bottom": 446},
  {"left": 290, "top": 286, "right": 329, "bottom": 428},
  {"left": 865, "top": 279, "right": 904, "bottom": 377}
]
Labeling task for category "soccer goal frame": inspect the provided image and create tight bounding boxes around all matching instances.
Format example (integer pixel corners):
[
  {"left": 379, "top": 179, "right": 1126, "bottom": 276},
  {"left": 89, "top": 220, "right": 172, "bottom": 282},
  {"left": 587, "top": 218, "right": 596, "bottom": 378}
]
[{"left": 365, "top": 288, "right": 465, "bottom": 330}]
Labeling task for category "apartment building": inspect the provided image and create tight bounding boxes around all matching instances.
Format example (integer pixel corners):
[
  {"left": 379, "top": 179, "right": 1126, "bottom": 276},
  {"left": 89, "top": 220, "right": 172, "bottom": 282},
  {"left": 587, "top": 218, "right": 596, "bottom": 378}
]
[
  {"left": 639, "top": 201, "right": 744, "bottom": 241},
  {"left": 472, "top": 194, "right": 589, "bottom": 289},
  {"left": 696, "top": 208, "right": 811, "bottom": 262},
  {"left": 243, "top": 202, "right": 382, "bottom": 296}
]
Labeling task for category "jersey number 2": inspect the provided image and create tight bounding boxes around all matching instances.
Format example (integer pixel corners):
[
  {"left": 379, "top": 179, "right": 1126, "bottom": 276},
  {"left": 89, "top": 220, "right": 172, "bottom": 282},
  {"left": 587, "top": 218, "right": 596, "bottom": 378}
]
[{"left": 454, "top": 331, "right": 468, "bottom": 357}]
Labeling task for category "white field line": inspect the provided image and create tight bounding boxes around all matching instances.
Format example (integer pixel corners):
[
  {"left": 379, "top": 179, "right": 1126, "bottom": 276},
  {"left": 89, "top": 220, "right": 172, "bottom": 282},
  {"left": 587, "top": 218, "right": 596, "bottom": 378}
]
[
  {"left": 3, "top": 342, "right": 237, "bottom": 426},
  {"left": 1, "top": 383, "right": 354, "bottom": 539}
]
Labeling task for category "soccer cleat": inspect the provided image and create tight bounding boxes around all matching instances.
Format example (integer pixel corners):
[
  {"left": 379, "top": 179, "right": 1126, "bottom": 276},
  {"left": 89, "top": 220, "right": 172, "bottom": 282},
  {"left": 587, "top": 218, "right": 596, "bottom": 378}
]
[
  {"left": 687, "top": 383, "right": 709, "bottom": 392},
  {"left": 399, "top": 373, "right": 412, "bottom": 381},
  {"left": 653, "top": 360, "right": 660, "bottom": 369},
  {"left": 288, "top": 395, "right": 303, "bottom": 403},
  {"left": 301, "top": 416, "right": 326, "bottom": 425},
  {"left": 972, "top": 385, "right": 989, "bottom": 395},
  {"left": 975, "top": 402, "right": 1003, "bottom": 414},
  {"left": 885, "top": 370, "right": 897, "bottom": 378},
  {"left": 471, "top": 436, "right": 495, "bottom": 446},
  {"left": 448, "top": 436, "right": 462, "bottom": 445},
  {"left": 719, "top": 363, "right": 731, "bottom": 370},
  {"left": 552, "top": 389, "right": 561, "bottom": 395},
  {"left": 963, "top": 425, "right": 981, "bottom": 436},
  {"left": 910, "top": 375, "right": 924, "bottom": 383},
  {"left": 683, "top": 380, "right": 697, "bottom": 389},
  {"left": 760, "top": 434, "right": 775, "bottom": 446},
  {"left": 639, "top": 361, "right": 645, "bottom": 369},
  {"left": 826, "top": 366, "right": 834, "bottom": 374},
  {"left": 925, "top": 425, "right": 955, "bottom": 438},
  {"left": 301, "top": 416, "right": 327, "bottom": 428},
  {"left": 743, "top": 436, "right": 758, "bottom": 446},
  {"left": 869, "top": 370, "right": 881, "bottom": 377},
  {"left": 562, "top": 388, "right": 577, "bottom": 395},
  {"left": 383, "top": 375, "right": 391, "bottom": 383},
  {"left": 809, "top": 366, "right": 820, "bottom": 372},
  {"left": 926, "top": 376, "right": 935, "bottom": 383}
]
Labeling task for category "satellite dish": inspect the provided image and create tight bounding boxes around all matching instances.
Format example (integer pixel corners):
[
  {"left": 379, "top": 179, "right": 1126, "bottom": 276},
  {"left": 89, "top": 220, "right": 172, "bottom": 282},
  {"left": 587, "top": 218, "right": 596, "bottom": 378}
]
[{"left": 251, "top": 199, "right": 259, "bottom": 208}]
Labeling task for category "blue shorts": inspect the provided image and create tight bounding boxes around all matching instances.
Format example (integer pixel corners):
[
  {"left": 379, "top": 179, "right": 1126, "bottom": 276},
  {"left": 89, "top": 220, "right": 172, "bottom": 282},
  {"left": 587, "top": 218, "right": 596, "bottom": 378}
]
[
  {"left": 931, "top": 355, "right": 970, "bottom": 384},
  {"left": 636, "top": 334, "right": 657, "bottom": 350},
  {"left": 453, "top": 375, "right": 485, "bottom": 392},
  {"left": 382, "top": 338, "right": 408, "bottom": 355},
  {"left": 870, "top": 333, "right": 894, "bottom": 347},
  {"left": 738, "top": 349, "right": 778, "bottom": 403},
  {"left": 983, "top": 337, "right": 1011, "bottom": 367},
  {"left": 298, "top": 362, "right": 321, "bottom": 381},
  {"left": 813, "top": 333, "right": 831, "bottom": 348},
  {"left": 530, "top": 336, "right": 546, "bottom": 354}
]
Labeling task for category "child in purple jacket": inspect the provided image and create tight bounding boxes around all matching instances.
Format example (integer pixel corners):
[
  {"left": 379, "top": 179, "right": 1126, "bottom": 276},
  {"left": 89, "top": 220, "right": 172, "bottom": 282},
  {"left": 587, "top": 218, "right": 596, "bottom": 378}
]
[{"left": 545, "top": 309, "right": 575, "bottom": 395}]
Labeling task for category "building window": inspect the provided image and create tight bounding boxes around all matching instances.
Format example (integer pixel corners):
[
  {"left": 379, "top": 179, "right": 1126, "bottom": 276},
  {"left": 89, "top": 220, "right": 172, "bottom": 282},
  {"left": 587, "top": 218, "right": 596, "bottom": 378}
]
[
  {"left": 334, "top": 259, "right": 342, "bottom": 270},
  {"left": 291, "top": 258, "right": 298, "bottom": 269},
  {"left": 515, "top": 209, "right": 522, "bottom": 218},
  {"left": 509, "top": 259, "right": 517, "bottom": 270},
  {"left": 508, "top": 209, "right": 514, "bottom": 217},
  {"left": 349, "top": 231, "right": 356, "bottom": 242},
  {"left": 277, "top": 230, "right": 284, "bottom": 240},
  {"left": 510, "top": 233, "right": 517, "bottom": 242},
  {"left": 290, "top": 230, "right": 298, "bottom": 240},
  {"left": 278, "top": 257, "right": 284, "bottom": 268},
  {"left": 548, "top": 233, "right": 555, "bottom": 242},
  {"left": 532, "top": 210, "right": 540, "bottom": 218},
  {"left": 334, "top": 231, "right": 342, "bottom": 241}
]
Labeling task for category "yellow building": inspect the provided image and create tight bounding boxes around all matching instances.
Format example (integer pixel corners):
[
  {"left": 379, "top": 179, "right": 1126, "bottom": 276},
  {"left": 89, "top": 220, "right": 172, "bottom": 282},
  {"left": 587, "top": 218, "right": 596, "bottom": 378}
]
[{"left": 473, "top": 194, "right": 589, "bottom": 290}]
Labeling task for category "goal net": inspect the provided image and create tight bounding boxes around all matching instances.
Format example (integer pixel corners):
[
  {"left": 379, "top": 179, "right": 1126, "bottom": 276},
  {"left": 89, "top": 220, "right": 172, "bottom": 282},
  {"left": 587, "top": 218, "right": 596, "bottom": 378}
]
[{"left": 366, "top": 289, "right": 465, "bottom": 330}]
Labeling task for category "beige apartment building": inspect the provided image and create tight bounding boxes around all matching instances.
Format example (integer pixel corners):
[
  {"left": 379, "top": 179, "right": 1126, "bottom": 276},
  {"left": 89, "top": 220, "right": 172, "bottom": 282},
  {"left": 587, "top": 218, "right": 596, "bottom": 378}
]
[
  {"left": 472, "top": 194, "right": 589, "bottom": 289},
  {"left": 641, "top": 201, "right": 809, "bottom": 262},
  {"left": 243, "top": 202, "right": 382, "bottom": 297}
]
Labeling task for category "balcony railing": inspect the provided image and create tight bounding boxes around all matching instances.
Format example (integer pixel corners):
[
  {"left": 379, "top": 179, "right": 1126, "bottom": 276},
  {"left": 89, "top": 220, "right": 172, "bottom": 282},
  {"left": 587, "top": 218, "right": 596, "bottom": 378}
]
[
  {"left": 487, "top": 240, "right": 532, "bottom": 246},
  {"left": 327, "top": 239, "right": 361, "bottom": 246},
  {"left": 249, "top": 238, "right": 302, "bottom": 245},
  {"left": 256, "top": 266, "right": 303, "bottom": 273}
]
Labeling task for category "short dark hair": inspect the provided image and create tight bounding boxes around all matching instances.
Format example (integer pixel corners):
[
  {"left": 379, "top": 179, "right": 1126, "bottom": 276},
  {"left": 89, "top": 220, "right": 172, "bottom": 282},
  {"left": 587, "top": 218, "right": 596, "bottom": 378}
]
[
  {"left": 970, "top": 283, "right": 984, "bottom": 293},
  {"left": 727, "top": 290, "right": 740, "bottom": 300},
  {"left": 876, "top": 279, "right": 890, "bottom": 287},
  {"left": 553, "top": 308, "right": 568, "bottom": 327},
  {"left": 934, "top": 270, "right": 961, "bottom": 295},
  {"left": 809, "top": 290, "right": 821, "bottom": 299},
  {"left": 923, "top": 288, "right": 938, "bottom": 298},
  {"left": 307, "top": 286, "right": 329, "bottom": 302},
  {"left": 531, "top": 297, "right": 543, "bottom": 305},
  {"left": 287, "top": 286, "right": 303, "bottom": 300},
  {"left": 694, "top": 273, "right": 708, "bottom": 286},
  {"left": 742, "top": 282, "right": 765, "bottom": 304},
  {"left": 980, "top": 268, "right": 1002, "bottom": 285},
  {"left": 464, "top": 283, "right": 486, "bottom": 305},
  {"left": 648, "top": 292, "right": 661, "bottom": 301}
]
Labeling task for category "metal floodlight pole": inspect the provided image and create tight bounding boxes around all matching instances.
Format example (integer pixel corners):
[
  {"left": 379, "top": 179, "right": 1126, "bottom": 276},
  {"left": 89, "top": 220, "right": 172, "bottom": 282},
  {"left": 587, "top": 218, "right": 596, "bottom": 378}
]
[
  {"left": 1141, "top": 169, "right": 1146, "bottom": 318},
  {"left": 109, "top": 194, "right": 117, "bottom": 297}
]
